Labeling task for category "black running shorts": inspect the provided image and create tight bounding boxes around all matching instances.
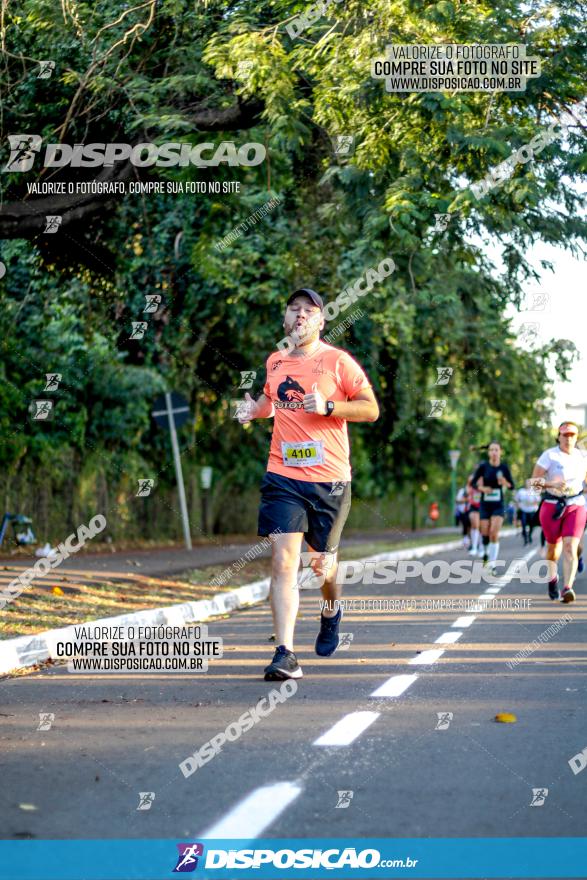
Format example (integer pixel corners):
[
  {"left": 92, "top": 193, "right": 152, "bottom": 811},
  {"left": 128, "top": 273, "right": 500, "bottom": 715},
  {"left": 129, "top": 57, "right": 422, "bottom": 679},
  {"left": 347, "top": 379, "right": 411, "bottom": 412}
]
[
  {"left": 258, "top": 472, "right": 352, "bottom": 552},
  {"left": 479, "top": 500, "right": 505, "bottom": 520}
]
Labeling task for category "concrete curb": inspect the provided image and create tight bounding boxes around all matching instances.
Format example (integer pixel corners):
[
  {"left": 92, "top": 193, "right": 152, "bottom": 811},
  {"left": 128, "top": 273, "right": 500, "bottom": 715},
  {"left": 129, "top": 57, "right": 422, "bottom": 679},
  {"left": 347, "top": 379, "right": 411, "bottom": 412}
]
[{"left": 0, "top": 530, "right": 517, "bottom": 676}]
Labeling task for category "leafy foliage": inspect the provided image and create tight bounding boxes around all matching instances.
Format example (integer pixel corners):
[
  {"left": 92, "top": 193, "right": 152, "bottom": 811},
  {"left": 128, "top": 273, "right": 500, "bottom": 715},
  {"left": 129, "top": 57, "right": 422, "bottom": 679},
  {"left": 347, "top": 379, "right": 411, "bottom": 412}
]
[{"left": 0, "top": 0, "right": 584, "bottom": 537}]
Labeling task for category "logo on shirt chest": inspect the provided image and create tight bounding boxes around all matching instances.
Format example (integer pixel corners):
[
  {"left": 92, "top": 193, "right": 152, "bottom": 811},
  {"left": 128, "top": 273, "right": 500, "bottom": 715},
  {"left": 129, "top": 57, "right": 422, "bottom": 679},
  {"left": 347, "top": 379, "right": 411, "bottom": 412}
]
[
  {"left": 275, "top": 376, "right": 305, "bottom": 409},
  {"left": 271, "top": 367, "right": 338, "bottom": 409}
]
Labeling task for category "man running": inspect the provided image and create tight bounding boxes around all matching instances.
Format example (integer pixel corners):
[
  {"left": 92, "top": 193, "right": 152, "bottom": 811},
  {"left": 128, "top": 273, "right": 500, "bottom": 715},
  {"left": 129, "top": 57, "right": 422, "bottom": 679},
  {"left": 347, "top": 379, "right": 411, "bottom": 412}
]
[
  {"left": 471, "top": 442, "right": 515, "bottom": 571},
  {"left": 531, "top": 421, "right": 587, "bottom": 603},
  {"left": 238, "top": 288, "right": 379, "bottom": 680},
  {"left": 515, "top": 480, "right": 541, "bottom": 545}
]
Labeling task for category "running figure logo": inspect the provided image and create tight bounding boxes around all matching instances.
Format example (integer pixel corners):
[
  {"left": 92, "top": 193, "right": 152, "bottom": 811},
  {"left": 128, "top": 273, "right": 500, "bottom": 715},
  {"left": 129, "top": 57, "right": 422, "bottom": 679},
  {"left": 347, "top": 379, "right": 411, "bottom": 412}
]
[
  {"left": 433, "top": 213, "right": 452, "bottom": 233},
  {"left": 44, "top": 215, "right": 62, "bottom": 233},
  {"left": 3, "top": 134, "right": 43, "bottom": 172},
  {"left": 527, "top": 292, "right": 549, "bottom": 311},
  {"left": 144, "top": 294, "right": 162, "bottom": 313},
  {"left": 238, "top": 370, "right": 257, "bottom": 389},
  {"left": 427, "top": 399, "right": 447, "bottom": 418},
  {"left": 38, "top": 61, "right": 55, "bottom": 78},
  {"left": 173, "top": 843, "right": 204, "bottom": 873},
  {"left": 518, "top": 322, "right": 540, "bottom": 345},
  {"left": 37, "top": 712, "right": 55, "bottom": 731},
  {"left": 236, "top": 59, "right": 253, "bottom": 79},
  {"left": 335, "top": 790, "right": 354, "bottom": 808},
  {"left": 136, "top": 479, "right": 155, "bottom": 497},
  {"left": 435, "top": 367, "right": 453, "bottom": 385},
  {"left": 136, "top": 792, "right": 155, "bottom": 811},
  {"left": 44, "top": 373, "right": 62, "bottom": 391},
  {"left": 231, "top": 399, "right": 253, "bottom": 420},
  {"left": 529, "top": 788, "right": 548, "bottom": 807},
  {"left": 30, "top": 400, "right": 54, "bottom": 420},
  {"left": 130, "top": 321, "right": 148, "bottom": 340},
  {"left": 331, "top": 135, "right": 355, "bottom": 156},
  {"left": 337, "top": 632, "right": 354, "bottom": 650},
  {"left": 435, "top": 712, "right": 453, "bottom": 730}
]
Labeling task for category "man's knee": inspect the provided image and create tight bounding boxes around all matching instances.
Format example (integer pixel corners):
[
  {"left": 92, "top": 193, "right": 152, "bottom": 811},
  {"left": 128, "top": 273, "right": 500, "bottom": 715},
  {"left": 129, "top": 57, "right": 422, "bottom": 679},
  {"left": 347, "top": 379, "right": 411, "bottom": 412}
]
[{"left": 272, "top": 548, "right": 300, "bottom": 576}]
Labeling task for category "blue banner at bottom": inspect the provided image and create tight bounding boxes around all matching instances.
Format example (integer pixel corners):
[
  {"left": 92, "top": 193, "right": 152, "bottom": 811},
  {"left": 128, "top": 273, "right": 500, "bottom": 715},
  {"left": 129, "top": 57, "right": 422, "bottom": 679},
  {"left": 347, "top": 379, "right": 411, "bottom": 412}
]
[{"left": 0, "top": 838, "right": 585, "bottom": 879}]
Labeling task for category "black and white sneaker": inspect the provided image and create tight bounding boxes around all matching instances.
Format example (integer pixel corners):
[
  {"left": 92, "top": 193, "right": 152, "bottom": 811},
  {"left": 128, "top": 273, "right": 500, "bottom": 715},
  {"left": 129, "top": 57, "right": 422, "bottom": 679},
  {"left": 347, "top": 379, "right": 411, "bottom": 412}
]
[
  {"left": 548, "top": 576, "right": 560, "bottom": 601},
  {"left": 263, "top": 645, "right": 303, "bottom": 681},
  {"left": 315, "top": 608, "right": 342, "bottom": 657},
  {"left": 560, "top": 587, "right": 576, "bottom": 604}
]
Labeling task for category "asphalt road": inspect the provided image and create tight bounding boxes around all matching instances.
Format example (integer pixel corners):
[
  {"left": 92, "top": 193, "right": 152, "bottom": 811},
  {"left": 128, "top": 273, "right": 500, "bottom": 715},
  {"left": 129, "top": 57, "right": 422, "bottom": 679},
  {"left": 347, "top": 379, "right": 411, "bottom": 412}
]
[{"left": 1, "top": 536, "right": 586, "bottom": 874}]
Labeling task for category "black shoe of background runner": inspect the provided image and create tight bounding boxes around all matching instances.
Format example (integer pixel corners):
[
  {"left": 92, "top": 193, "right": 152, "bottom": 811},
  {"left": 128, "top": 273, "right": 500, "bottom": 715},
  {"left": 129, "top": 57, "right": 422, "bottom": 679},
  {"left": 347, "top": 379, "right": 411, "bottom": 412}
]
[
  {"left": 483, "top": 554, "right": 488, "bottom": 564},
  {"left": 560, "top": 587, "right": 576, "bottom": 604},
  {"left": 263, "top": 645, "right": 303, "bottom": 681},
  {"left": 548, "top": 576, "right": 559, "bottom": 601},
  {"left": 578, "top": 555, "right": 584, "bottom": 574},
  {"left": 315, "top": 608, "right": 342, "bottom": 657}
]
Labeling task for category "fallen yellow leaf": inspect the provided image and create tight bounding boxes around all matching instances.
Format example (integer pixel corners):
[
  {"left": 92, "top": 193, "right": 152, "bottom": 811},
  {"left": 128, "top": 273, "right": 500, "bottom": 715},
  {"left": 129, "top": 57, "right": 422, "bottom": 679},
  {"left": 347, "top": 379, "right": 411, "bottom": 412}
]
[
  {"left": 51, "top": 586, "right": 65, "bottom": 596},
  {"left": 495, "top": 712, "right": 517, "bottom": 723}
]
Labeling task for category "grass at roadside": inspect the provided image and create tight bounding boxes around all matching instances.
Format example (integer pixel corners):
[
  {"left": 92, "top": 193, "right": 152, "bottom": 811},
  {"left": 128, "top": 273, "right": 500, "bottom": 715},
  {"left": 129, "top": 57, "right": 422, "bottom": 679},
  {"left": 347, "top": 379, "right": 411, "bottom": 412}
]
[{"left": 0, "top": 533, "right": 457, "bottom": 640}]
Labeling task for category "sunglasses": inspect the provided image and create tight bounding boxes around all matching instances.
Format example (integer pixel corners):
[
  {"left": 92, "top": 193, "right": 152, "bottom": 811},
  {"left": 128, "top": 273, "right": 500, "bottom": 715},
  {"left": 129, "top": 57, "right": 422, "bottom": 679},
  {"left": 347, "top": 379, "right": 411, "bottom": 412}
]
[{"left": 561, "top": 432, "right": 578, "bottom": 438}]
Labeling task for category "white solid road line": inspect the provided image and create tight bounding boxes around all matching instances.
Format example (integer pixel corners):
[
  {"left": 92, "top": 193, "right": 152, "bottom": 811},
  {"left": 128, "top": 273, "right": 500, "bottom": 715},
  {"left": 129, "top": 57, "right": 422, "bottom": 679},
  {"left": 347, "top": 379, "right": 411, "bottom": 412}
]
[
  {"left": 313, "top": 711, "right": 380, "bottom": 746},
  {"left": 453, "top": 616, "right": 475, "bottom": 628},
  {"left": 370, "top": 673, "right": 419, "bottom": 698},
  {"left": 200, "top": 781, "right": 302, "bottom": 839},
  {"left": 484, "top": 587, "right": 502, "bottom": 594},
  {"left": 409, "top": 648, "right": 445, "bottom": 665},
  {"left": 435, "top": 631, "right": 462, "bottom": 644}
]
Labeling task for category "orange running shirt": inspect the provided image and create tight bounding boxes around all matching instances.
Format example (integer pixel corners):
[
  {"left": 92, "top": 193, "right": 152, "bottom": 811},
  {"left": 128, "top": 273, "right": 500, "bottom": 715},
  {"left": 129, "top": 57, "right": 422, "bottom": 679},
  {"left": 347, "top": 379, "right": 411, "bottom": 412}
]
[{"left": 262, "top": 341, "right": 372, "bottom": 482}]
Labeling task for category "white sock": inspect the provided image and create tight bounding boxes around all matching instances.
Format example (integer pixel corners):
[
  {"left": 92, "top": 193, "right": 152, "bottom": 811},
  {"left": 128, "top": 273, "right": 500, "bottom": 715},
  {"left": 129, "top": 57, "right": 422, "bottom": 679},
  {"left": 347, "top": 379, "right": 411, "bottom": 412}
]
[
  {"left": 470, "top": 528, "right": 480, "bottom": 551},
  {"left": 489, "top": 541, "right": 500, "bottom": 562}
]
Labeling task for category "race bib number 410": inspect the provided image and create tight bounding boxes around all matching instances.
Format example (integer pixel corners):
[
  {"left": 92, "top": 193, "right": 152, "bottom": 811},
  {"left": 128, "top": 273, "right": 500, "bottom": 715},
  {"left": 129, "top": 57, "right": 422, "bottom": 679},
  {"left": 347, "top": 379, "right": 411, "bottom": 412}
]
[{"left": 281, "top": 440, "right": 325, "bottom": 467}]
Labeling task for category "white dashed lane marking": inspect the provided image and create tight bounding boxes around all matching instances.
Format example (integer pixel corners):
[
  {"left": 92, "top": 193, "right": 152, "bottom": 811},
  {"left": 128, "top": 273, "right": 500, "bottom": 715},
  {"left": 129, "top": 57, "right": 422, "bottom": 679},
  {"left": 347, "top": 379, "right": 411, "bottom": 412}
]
[
  {"left": 370, "top": 673, "right": 419, "bottom": 698},
  {"left": 200, "top": 547, "right": 539, "bottom": 838},
  {"left": 435, "top": 631, "right": 463, "bottom": 644},
  {"left": 200, "top": 782, "right": 302, "bottom": 838},
  {"left": 409, "top": 648, "right": 445, "bottom": 665},
  {"left": 313, "top": 711, "right": 380, "bottom": 746}
]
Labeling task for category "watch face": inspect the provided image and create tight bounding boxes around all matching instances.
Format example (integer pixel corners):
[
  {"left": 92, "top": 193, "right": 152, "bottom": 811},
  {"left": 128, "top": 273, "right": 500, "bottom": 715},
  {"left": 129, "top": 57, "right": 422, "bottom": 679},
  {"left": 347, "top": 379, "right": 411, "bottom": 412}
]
[{"left": 327, "top": 401, "right": 334, "bottom": 415}]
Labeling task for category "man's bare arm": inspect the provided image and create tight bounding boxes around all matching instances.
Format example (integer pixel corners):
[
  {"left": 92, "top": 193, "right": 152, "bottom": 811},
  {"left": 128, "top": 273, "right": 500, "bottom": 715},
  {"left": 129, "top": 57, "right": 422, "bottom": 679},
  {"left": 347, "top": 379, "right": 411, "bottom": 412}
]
[{"left": 329, "top": 388, "right": 379, "bottom": 423}]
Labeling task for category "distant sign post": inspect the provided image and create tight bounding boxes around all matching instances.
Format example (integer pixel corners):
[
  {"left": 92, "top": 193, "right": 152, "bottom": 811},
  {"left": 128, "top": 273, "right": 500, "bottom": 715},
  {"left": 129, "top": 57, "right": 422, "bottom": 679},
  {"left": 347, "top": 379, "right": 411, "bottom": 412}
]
[{"left": 152, "top": 392, "right": 192, "bottom": 550}]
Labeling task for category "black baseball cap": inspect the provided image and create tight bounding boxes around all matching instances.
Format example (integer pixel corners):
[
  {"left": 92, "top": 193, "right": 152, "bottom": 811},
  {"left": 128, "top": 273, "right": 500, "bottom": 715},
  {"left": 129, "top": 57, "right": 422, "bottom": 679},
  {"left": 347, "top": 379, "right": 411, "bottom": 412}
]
[{"left": 286, "top": 288, "right": 324, "bottom": 310}]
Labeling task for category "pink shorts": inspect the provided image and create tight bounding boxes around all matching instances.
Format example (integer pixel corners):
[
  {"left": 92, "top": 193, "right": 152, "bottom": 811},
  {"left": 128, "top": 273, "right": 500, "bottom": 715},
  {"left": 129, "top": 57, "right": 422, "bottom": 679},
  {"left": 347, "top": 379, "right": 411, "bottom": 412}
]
[{"left": 539, "top": 502, "right": 587, "bottom": 544}]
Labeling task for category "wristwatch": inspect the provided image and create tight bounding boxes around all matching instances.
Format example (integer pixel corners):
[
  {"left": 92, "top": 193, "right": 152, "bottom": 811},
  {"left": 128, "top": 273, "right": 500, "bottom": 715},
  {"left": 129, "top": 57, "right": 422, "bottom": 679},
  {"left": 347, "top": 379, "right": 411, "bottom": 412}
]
[{"left": 324, "top": 400, "right": 335, "bottom": 417}]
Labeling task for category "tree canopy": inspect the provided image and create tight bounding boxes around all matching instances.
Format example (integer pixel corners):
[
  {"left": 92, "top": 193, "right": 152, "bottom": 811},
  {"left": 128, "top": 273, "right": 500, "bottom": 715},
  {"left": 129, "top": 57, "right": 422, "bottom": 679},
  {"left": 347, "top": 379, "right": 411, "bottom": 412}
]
[{"left": 0, "top": 0, "right": 585, "bottom": 538}]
